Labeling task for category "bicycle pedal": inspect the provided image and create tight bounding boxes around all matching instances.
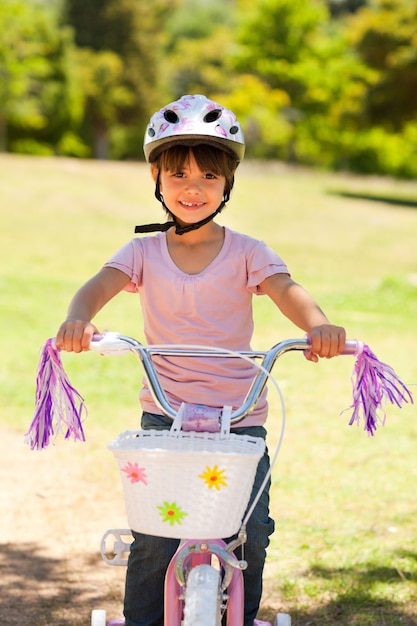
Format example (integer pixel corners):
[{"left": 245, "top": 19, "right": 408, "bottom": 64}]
[{"left": 100, "top": 529, "right": 133, "bottom": 566}]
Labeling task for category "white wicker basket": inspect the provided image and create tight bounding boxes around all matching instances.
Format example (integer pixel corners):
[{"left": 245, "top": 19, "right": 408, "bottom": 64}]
[{"left": 109, "top": 429, "right": 265, "bottom": 539}]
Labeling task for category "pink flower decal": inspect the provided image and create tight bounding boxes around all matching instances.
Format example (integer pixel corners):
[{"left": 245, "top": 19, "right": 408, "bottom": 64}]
[
  {"left": 121, "top": 461, "right": 147, "bottom": 485},
  {"left": 157, "top": 122, "right": 170, "bottom": 138},
  {"left": 214, "top": 124, "right": 228, "bottom": 138}
]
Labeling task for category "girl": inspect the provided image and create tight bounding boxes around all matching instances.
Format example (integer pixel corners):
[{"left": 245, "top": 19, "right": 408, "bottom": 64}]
[{"left": 56, "top": 94, "right": 346, "bottom": 626}]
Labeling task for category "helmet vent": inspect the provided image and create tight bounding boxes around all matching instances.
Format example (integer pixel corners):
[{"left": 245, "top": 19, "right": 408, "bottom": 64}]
[
  {"left": 164, "top": 110, "right": 180, "bottom": 124},
  {"left": 203, "top": 109, "right": 222, "bottom": 123},
  {"left": 230, "top": 125, "right": 239, "bottom": 135}
]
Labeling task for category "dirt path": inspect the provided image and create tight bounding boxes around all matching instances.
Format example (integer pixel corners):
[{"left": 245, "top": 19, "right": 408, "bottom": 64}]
[
  {"left": 0, "top": 424, "right": 282, "bottom": 626},
  {"left": 0, "top": 425, "right": 127, "bottom": 626}
]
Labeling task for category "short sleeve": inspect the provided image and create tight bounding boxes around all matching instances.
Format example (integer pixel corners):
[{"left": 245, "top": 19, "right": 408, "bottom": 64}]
[
  {"left": 246, "top": 240, "right": 289, "bottom": 295},
  {"left": 103, "top": 239, "right": 144, "bottom": 293}
]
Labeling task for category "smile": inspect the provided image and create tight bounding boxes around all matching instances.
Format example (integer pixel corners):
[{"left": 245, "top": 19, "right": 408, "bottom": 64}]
[{"left": 180, "top": 201, "right": 205, "bottom": 208}]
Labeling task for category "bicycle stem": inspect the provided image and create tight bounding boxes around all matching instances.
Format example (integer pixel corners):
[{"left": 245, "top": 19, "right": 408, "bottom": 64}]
[{"left": 130, "top": 337, "right": 309, "bottom": 424}]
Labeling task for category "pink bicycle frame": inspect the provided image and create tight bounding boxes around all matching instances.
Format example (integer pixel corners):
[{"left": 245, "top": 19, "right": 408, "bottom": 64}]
[{"left": 164, "top": 539, "right": 244, "bottom": 626}]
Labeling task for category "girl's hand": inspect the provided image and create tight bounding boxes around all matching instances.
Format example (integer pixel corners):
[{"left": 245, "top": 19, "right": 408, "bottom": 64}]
[
  {"left": 304, "top": 324, "right": 346, "bottom": 362},
  {"left": 55, "top": 319, "right": 99, "bottom": 353}
]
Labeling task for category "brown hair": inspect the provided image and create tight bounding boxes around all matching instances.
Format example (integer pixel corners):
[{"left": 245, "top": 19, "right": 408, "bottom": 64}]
[{"left": 151, "top": 144, "right": 238, "bottom": 199}]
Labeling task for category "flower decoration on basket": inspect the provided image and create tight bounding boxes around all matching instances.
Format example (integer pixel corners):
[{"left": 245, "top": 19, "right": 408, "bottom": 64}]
[
  {"left": 199, "top": 465, "right": 228, "bottom": 490},
  {"left": 122, "top": 461, "right": 147, "bottom": 485},
  {"left": 157, "top": 501, "right": 188, "bottom": 526}
]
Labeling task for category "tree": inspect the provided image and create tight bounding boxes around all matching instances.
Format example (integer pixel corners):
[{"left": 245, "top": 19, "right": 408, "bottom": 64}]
[
  {"left": 64, "top": 0, "right": 174, "bottom": 158},
  {"left": 213, "top": 75, "right": 292, "bottom": 159},
  {"left": 160, "top": 0, "right": 236, "bottom": 101},
  {"left": 164, "top": 0, "right": 234, "bottom": 48},
  {"left": 233, "top": 0, "right": 337, "bottom": 159},
  {"left": 235, "top": 0, "right": 329, "bottom": 70},
  {"left": 347, "top": 0, "right": 417, "bottom": 130},
  {"left": 0, "top": 0, "right": 85, "bottom": 155},
  {"left": 232, "top": 0, "right": 390, "bottom": 171},
  {"left": 161, "top": 27, "right": 235, "bottom": 98},
  {"left": 326, "top": 0, "right": 367, "bottom": 16},
  {"left": 74, "top": 49, "right": 134, "bottom": 159}
]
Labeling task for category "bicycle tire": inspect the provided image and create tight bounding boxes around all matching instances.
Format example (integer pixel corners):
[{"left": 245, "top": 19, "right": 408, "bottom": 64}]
[
  {"left": 91, "top": 609, "right": 107, "bottom": 626},
  {"left": 183, "top": 564, "right": 222, "bottom": 626},
  {"left": 274, "top": 613, "right": 291, "bottom": 626}
]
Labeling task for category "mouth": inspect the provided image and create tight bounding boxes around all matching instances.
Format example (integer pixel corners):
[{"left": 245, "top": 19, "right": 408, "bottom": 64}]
[{"left": 180, "top": 201, "right": 205, "bottom": 209}]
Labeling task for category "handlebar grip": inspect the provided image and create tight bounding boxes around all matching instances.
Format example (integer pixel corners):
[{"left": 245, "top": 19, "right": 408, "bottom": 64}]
[
  {"left": 342, "top": 339, "right": 364, "bottom": 356},
  {"left": 306, "top": 335, "right": 364, "bottom": 356},
  {"left": 89, "top": 332, "right": 132, "bottom": 355}
]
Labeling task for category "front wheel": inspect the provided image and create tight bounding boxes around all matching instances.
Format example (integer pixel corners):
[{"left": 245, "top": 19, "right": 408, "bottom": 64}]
[
  {"left": 183, "top": 564, "right": 222, "bottom": 626},
  {"left": 91, "top": 609, "right": 107, "bottom": 626}
]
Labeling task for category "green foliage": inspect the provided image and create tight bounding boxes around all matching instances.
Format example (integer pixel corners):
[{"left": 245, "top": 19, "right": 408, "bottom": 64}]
[
  {"left": 165, "top": 0, "right": 234, "bottom": 45},
  {"left": 236, "top": 0, "right": 329, "bottom": 68},
  {"left": 232, "top": 0, "right": 417, "bottom": 175},
  {"left": 347, "top": 0, "right": 417, "bottom": 130},
  {"left": 212, "top": 75, "right": 292, "bottom": 159},
  {"left": 160, "top": 0, "right": 236, "bottom": 103},
  {"left": 57, "top": 130, "right": 90, "bottom": 157},
  {"left": 73, "top": 48, "right": 135, "bottom": 158},
  {"left": 0, "top": 0, "right": 85, "bottom": 154},
  {"left": 161, "top": 27, "right": 235, "bottom": 98},
  {"left": 64, "top": 0, "right": 173, "bottom": 158},
  {"left": 326, "top": 0, "right": 367, "bottom": 16},
  {"left": 234, "top": 0, "right": 358, "bottom": 161},
  {"left": 1, "top": 0, "right": 417, "bottom": 176},
  {"left": 10, "top": 138, "right": 54, "bottom": 156},
  {"left": 342, "top": 126, "right": 417, "bottom": 178}
]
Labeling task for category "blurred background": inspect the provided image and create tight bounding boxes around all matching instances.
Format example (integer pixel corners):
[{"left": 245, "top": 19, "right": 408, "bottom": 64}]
[
  {"left": 1, "top": 2, "right": 417, "bottom": 624},
  {"left": 1, "top": 0, "right": 417, "bottom": 178}
]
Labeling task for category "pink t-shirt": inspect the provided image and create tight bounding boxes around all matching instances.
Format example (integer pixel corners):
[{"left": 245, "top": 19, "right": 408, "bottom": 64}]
[{"left": 104, "top": 227, "right": 289, "bottom": 426}]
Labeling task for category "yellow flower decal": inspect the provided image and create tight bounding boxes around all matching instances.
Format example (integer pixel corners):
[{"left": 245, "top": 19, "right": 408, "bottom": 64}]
[
  {"left": 199, "top": 465, "right": 228, "bottom": 491},
  {"left": 157, "top": 501, "right": 188, "bottom": 526}
]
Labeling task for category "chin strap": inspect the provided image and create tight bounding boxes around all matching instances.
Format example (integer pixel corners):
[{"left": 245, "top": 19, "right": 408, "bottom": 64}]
[
  {"left": 135, "top": 177, "right": 231, "bottom": 236},
  {"left": 135, "top": 202, "right": 226, "bottom": 235},
  {"left": 134, "top": 221, "right": 174, "bottom": 234}
]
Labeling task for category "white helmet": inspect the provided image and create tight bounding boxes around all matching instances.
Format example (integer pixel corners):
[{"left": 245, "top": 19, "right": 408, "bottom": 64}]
[{"left": 143, "top": 94, "right": 245, "bottom": 163}]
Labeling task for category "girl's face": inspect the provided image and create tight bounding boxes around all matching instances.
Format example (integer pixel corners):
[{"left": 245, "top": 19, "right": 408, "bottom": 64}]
[{"left": 154, "top": 152, "right": 226, "bottom": 228}]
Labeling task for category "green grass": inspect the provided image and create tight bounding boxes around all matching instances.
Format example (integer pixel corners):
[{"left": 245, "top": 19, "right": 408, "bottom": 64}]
[{"left": 1, "top": 154, "right": 417, "bottom": 625}]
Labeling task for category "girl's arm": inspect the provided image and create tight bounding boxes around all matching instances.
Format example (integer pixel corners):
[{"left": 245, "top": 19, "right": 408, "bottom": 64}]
[
  {"left": 56, "top": 267, "right": 131, "bottom": 353},
  {"left": 260, "top": 273, "right": 346, "bottom": 361}
]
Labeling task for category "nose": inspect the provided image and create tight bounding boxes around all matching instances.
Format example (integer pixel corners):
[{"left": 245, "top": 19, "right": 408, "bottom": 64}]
[{"left": 184, "top": 177, "right": 202, "bottom": 194}]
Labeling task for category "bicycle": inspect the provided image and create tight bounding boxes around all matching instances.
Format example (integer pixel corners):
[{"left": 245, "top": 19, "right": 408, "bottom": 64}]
[{"left": 85, "top": 333, "right": 363, "bottom": 626}]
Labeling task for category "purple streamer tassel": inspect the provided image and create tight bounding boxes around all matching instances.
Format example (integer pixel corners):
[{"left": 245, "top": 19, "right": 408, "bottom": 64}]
[
  {"left": 25, "top": 339, "right": 87, "bottom": 450},
  {"left": 347, "top": 344, "right": 413, "bottom": 436}
]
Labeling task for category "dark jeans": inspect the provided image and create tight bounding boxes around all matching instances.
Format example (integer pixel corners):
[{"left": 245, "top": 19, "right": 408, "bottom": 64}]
[{"left": 124, "top": 412, "right": 275, "bottom": 626}]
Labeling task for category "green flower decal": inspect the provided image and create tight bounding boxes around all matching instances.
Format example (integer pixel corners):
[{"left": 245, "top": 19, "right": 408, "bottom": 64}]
[{"left": 157, "top": 501, "right": 188, "bottom": 526}]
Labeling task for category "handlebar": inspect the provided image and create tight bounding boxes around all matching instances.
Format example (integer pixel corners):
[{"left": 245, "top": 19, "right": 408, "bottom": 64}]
[{"left": 89, "top": 333, "right": 363, "bottom": 425}]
